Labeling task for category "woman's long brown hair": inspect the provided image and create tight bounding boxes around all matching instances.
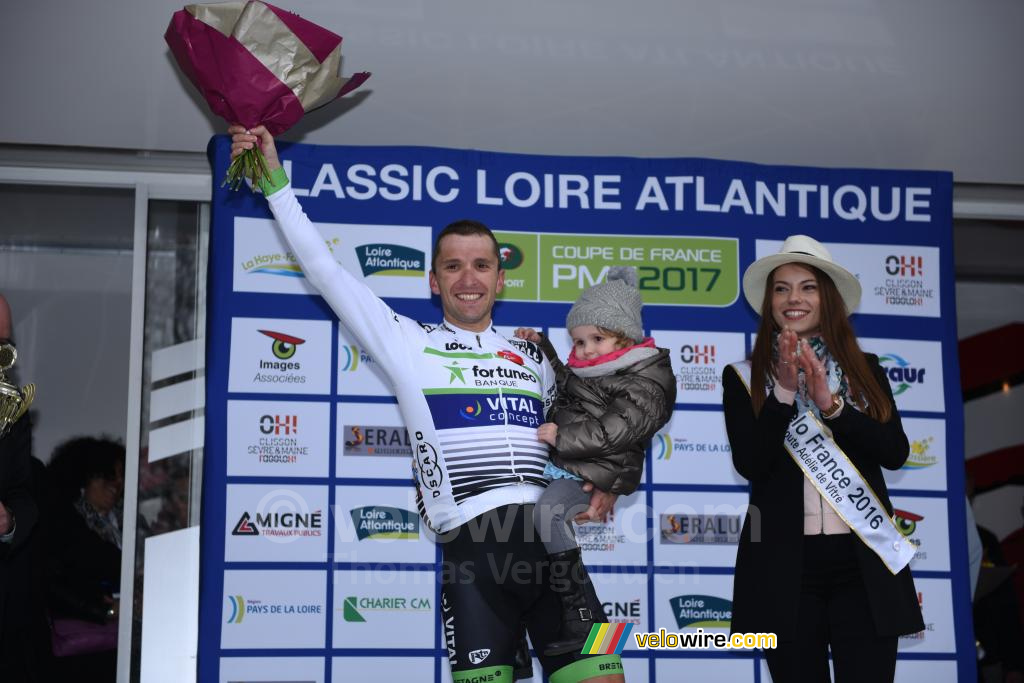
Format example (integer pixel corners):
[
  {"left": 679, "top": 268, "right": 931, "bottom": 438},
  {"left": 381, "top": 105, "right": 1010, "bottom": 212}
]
[{"left": 749, "top": 264, "right": 892, "bottom": 422}]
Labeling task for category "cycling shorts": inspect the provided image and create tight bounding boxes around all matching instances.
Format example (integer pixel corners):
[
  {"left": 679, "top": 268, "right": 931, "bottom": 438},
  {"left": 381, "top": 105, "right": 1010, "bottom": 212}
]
[{"left": 438, "top": 504, "right": 624, "bottom": 682}]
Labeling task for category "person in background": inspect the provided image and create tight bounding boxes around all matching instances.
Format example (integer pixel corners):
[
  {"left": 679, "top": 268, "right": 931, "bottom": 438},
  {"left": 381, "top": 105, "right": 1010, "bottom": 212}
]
[
  {"left": 514, "top": 266, "right": 675, "bottom": 655},
  {"left": 722, "top": 235, "right": 923, "bottom": 681},
  {"left": 228, "top": 125, "right": 625, "bottom": 683},
  {"left": 45, "top": 437, "right": 125, "bottom": 682}
]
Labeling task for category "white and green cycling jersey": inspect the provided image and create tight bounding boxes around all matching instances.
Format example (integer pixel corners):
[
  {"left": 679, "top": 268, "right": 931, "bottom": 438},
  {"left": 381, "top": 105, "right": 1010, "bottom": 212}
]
[{"left": 266, "top": 181, "right": 556, "bottom": 533}]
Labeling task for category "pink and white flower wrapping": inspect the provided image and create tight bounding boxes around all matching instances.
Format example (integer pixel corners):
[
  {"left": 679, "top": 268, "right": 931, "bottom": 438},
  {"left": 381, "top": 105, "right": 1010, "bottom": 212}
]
[{"left": 165, "top": 1, "right": 370, "bottom": 135}]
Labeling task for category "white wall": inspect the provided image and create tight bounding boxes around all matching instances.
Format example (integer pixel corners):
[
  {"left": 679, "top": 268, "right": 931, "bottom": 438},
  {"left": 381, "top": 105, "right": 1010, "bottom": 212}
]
[{"left": 1, "top": 0, "right": 1023, "bottom": 183}]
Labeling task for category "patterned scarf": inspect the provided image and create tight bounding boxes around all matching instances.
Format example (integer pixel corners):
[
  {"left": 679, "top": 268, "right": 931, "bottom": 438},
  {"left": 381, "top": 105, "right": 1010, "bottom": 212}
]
[
  {"left": 74, "top": 494, "right": 123, "bottom": 550},
  {"left": 771, "top": 333, "right": 856, "bottom": 417}
]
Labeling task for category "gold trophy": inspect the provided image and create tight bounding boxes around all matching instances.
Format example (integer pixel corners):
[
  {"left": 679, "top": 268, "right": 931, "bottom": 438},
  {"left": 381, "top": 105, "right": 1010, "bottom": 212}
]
[{"left": 0, "top": 342, "right": 34, "bottom": 438}]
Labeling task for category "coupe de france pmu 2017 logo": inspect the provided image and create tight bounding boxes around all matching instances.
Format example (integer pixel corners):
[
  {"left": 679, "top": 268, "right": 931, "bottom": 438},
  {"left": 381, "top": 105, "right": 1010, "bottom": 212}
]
[
  {"left": 670, "top": 595, "right": 732, "bottom": 629},
  {"left": 878, "top": 353, "right": 927, "bottom": 396},
  {"left": 350, "top": 506, "right": 420, "bottom": 540},
  {"left": 355, "top": 244, "right": 425, "bottom": 277}
]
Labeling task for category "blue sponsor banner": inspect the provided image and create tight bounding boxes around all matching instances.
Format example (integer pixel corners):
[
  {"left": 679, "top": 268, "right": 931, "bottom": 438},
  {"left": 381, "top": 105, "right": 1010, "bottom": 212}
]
[
  {"left": 423, "top": 392, "right": 544, "bottom": 430},
  {"left": 201, "top": 135, "right": 969, "bottom": 682}
]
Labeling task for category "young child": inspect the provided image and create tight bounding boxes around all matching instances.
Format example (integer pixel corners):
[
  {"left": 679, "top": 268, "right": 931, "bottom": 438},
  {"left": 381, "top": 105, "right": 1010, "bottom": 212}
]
[{"left": 515, "top": 266, "right": 676, "bottom": 655}]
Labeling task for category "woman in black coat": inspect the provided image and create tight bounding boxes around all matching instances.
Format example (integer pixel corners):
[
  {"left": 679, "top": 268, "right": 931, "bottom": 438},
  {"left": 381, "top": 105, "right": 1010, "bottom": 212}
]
[{"left": 722, "top": 235, "right": 924, "bottom": 682}]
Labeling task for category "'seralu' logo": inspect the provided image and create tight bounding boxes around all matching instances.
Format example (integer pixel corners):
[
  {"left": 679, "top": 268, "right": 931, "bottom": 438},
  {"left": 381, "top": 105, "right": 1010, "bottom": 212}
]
[{"left": 660, "top": 514, "right": 741, "bottom": 544}]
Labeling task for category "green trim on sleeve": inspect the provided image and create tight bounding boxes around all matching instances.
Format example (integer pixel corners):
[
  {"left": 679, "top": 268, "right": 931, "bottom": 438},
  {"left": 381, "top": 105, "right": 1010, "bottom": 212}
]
[{"left": 259, "top": 166, "right": 290, "bottom": 196}]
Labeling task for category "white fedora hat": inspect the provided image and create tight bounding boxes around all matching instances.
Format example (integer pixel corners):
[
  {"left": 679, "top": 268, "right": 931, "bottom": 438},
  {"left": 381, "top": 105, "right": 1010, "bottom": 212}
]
[{"left": 742, "top": 235, "right": 861, "bottom": 315}]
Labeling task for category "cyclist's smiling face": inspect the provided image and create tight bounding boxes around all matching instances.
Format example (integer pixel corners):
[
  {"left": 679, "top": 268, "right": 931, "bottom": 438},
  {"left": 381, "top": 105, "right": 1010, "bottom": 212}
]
[{"left": 429, "top": 234, "right": 505, "bottom": 332}]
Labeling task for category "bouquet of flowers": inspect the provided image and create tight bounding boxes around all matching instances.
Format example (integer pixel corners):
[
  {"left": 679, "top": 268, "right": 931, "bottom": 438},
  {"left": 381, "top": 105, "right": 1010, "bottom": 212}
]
[{"left": 165, "top": 1, "right": 370, "bottom": 190}]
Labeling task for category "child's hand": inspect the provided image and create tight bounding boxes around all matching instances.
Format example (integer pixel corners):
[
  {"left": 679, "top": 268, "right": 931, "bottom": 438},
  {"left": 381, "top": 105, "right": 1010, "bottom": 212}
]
[
  {"left": 514, "top": 327, "right": 541, "bottom": 343},
  {"left": 537, "top": 422, "right": 557, "bottom": 446}
]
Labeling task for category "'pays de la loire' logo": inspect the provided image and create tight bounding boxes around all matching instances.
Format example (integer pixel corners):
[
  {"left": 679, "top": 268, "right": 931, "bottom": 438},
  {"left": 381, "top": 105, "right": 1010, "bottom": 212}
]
[
  {"left": 340, "top": 345, "right": 375, "bottom": 372},
  {"left": 226, "top": 595, "right": 246, "bottom": 624}
]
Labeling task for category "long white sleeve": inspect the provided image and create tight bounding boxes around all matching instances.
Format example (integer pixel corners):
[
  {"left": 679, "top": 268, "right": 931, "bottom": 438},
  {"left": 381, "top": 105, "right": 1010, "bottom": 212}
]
[{"left": 264, "top": 183, "right": 415, "bottom": 377}]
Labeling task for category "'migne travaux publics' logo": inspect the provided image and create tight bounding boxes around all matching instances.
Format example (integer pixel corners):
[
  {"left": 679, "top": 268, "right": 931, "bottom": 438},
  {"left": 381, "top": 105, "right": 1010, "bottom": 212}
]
[{"left": 231, "top": 509, "right": 323, "bottom": 538}]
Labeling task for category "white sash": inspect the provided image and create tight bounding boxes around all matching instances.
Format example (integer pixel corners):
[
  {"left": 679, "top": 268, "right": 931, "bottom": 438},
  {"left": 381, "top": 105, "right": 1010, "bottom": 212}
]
[{"left": 730, "top": 361, "right": 914, "bottom": 575}]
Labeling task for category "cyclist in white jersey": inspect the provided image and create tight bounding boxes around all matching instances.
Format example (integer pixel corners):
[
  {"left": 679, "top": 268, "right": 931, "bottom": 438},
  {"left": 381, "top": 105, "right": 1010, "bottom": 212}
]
[{"left": 230, "top": 126, "right": 624, "bottom": 683}]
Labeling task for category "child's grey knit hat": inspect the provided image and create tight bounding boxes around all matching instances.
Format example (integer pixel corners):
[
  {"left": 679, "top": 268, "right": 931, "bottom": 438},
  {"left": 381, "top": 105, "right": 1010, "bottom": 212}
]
[{"left": 565, "top": 266, "right": 644, "bottom": 342}]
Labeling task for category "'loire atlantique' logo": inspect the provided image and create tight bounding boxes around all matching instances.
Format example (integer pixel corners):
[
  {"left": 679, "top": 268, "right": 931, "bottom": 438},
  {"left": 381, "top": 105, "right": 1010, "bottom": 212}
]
[
  {"left": 670, "top": 595, "right": 732, "bottom": 629},
  {"left": 356, "top": 244, "right": 425, "bottom": 278},
  {"left": 350, "top": 506, "right": 419, "bottom": 540}
]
